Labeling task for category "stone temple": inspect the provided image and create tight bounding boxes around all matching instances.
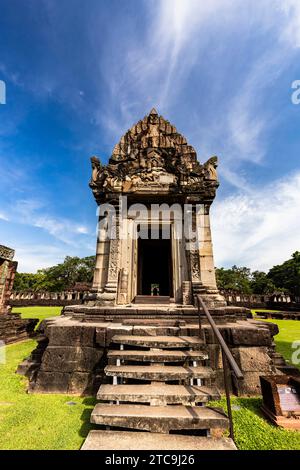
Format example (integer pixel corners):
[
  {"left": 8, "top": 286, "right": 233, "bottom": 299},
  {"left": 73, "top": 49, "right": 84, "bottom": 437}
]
[
  {"left": 85, "top": 107, "right": 225, "bottom": 311},
  {"left": 20, "top": 109, "right": 281, "bottom": 449}
]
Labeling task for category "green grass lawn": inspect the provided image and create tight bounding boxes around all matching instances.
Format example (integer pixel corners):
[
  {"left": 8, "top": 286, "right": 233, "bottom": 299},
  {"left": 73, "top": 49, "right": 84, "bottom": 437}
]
[
  {"left": 12, "top": 306, "right": 62, "bottom": 327},
  {"left": 0, "top": 340, "right": 96, "bottom": 450},
  {"left": 0, "top": 306, "right": 299, "bottom": 449},
  {"left": 210, "top": 397, "right": 300, "bottom": 450},
  {"left": 252, "top": 310, "right": 300, "bottom": 369}
]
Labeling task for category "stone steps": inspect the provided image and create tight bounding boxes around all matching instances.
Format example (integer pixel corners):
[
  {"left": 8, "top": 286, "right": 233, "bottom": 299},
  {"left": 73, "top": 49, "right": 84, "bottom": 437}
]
[
  {"left": 81, "top": 321, "right": 233, "bottom": 450},
  {"left": 112, "top": 335, "right": 205, "bottom": 349},
  {"left": 82, "top": 430, "right": 236, "bottom": 450},
  {"left": 107, "top": 349, "right": 208, "bottom": 362},
  {"left": 97, "top": 383, "right": 220, "bottom": 404},
  {"left": 105, "top": 364, "right": 215, "bottom": 381},
  {"left": 90, "top": 404, "right": 228, "bottom": 433}
]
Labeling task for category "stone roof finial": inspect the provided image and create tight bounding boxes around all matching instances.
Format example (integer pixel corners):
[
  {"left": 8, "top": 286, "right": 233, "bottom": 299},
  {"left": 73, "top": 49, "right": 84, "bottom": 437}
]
[{"left": 149, "top": 107, "right": 158, "bottom": 115}]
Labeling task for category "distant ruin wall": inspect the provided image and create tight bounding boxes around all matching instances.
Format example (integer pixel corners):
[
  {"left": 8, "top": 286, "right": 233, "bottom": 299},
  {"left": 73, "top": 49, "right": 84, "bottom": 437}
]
[
  {"left": 221, "top": 292, "right": 300, "bottom": 311},
  {"left": 9, "top": 290, "right": 89, "bottom": 307},
  {"left": 9, "top": 289, "right": 300, "bottom": 310}
]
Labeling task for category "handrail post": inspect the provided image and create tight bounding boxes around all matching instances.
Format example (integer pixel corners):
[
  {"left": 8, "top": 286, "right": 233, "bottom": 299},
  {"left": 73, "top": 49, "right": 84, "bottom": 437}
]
[
  {"left": 196, "top": 294, "right": 243, "bottom": 444},
  {"left": 197, "top": 296, "right": 202, "bottom": 338},
  {"left": 222, "top": 349, "right": 234, "bottom": 441}
]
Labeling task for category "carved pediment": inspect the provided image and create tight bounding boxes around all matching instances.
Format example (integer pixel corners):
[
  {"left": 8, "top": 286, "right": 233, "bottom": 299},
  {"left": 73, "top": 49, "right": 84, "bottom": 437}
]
[{"left": 89, "top": 109, "right": 219, "bottom": 201}]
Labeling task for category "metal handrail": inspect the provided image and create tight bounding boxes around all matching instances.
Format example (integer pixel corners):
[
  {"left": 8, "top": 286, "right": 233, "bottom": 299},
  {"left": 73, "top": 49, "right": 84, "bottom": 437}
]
[{"left": 196, "top": 295, "right": 244, "bottom": 441}]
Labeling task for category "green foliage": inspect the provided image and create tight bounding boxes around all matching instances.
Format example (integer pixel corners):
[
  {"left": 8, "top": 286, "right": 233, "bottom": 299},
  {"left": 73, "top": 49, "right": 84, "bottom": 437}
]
[
  {"left": 267, "top": 251, "right": 300, "bottom": 296},
  {"left": 14, "top": 256, "right": 95, "bottom": 292},
  {"left": 216, "top": 253, "right": 300, "bottom": 295},
  {"left": 216, "top": 265, "right": 252, "bottom": 293},
  {"left": 250, "top": 270, "right": 276, "bottom": 294}
]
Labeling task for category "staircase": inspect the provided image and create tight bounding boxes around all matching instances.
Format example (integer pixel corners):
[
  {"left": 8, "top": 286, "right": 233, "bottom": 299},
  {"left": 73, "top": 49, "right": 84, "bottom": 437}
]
[{"left": 82, "top": 320, "right": 237, "bottom": 450}]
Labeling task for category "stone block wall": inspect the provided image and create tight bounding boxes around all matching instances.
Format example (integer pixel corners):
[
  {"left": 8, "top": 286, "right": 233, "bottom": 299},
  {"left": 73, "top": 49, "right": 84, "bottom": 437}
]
[{"left": 19, "top": 316, "right": 281, "bottom": 397}]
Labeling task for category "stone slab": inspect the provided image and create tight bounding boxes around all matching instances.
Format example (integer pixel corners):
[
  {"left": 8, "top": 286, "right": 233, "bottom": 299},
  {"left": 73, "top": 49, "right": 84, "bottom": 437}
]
[
  {"left": 91, "top": 404, "right": 228, "bottom": 433},
  {"left": 97, "top": 383, "right": 220, "bottom": 404},
  {"left": 105, "top": 365, "right": 215, "bottom": 381},
  {"left": 107, "top": 349, "right": 208, "bottom": 362},
  {"left": 81, "top": 430, "right": 236, "bottom": 450},
  {"left": 112, "top": 335, "right": 205, "bottom": 349}
]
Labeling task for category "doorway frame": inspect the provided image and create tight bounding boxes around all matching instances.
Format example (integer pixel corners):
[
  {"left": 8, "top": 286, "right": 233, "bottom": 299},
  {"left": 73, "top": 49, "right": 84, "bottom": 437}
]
[{"left": 130, "top": 220, "right": 183, "bottom": 303}]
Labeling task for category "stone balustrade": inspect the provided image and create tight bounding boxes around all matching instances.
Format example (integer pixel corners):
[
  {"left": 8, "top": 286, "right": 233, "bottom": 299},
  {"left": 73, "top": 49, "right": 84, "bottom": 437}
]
[
  {"left": 9, "top": 290, "right": 89, "bottom": 307},
  {"left": 221, "top": 291, "right": 300, "bottom": 311},
  {"left": 8, "top": 289, "right": 300, "bottom": 310}
]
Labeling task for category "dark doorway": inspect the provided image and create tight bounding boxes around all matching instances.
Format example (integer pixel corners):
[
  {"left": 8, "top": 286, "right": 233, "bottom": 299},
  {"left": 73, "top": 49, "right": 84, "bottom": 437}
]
[{"left": 137, "top": 238, "right": 173, "bottom": 297}]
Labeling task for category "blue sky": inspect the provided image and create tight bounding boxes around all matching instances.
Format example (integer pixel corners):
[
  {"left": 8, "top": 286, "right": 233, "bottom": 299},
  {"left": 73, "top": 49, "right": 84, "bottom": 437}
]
[{"left": 0, "top": 0, "right": 300, "bottom": 272}]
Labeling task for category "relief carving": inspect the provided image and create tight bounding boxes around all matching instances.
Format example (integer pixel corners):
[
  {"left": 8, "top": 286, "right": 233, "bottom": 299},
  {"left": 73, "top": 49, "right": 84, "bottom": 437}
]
[{"left": 89, "top": 109, "right": 219, "bottom": 202}]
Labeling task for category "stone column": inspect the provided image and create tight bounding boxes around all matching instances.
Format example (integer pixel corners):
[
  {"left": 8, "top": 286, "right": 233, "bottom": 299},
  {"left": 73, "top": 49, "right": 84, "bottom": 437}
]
[
  {"left": 92, "top": 214, "right": 110, "bottom": 292},
  {"left": 101, "top": 199, "right": 121, "bottom": 304},
  {"left": 197, "top": 203, "right": 226, "bottom": 308},
  {"left": 198, "top": 204, "right": 218, "bottom": 289}
]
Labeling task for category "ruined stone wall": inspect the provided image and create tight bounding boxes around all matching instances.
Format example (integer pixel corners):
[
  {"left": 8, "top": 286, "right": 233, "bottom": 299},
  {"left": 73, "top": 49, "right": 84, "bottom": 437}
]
[
  {"left": 0, "top": 254, "right": 17, "bottom": 314},
  {"left": 10, "top": 289, "right": 300, "bottom": 310},
  {"left": 0, "top": 245, "right": 38, "bottom": 342},
  {"left": 9, "top": 290, "right": 89, "bottom": 307},
  {"left": 221, "top": 291, "right": 300, "bottom": 310}
]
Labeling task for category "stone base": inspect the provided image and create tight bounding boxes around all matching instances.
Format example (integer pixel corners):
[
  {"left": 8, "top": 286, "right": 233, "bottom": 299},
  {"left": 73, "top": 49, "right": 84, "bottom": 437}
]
[
  {"left": 17, "top": 307, "right": 280, "bottom": 397},
  {"left": 0, "top": 313, "right": 38, "bottom": 344},
  {"left": 61, "top": 303, "right": 251, "bottom": 322}
]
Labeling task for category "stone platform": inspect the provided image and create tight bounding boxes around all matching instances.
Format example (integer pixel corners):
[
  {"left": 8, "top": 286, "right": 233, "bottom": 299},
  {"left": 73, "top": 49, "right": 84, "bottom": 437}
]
[
  {"left": 0, "top": 313, "right": 38, "bottom": 344},
  {"left": 18, "top": 305, "right": 280, "bottom": 396}
]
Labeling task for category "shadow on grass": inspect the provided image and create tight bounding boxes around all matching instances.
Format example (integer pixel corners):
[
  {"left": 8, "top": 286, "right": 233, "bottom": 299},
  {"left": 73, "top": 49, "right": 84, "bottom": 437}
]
[{"left": 79, "top": 396, "right": 97, "bottom": 440}]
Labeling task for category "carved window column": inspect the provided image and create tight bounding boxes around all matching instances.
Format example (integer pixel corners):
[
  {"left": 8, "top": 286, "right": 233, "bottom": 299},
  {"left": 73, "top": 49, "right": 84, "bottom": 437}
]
[
  {"left": 104, "top": 199, "right": 121, "bottom": 301},
  {"left": 92, "top": 214, "right": 110, "bottom": 292},
  {"left": 185, "top": 203, "right": 201, "bottom": 284}
]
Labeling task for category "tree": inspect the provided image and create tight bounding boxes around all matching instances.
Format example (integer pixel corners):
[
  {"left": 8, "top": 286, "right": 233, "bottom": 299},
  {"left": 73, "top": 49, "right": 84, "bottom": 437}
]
[
  {"left": 249, "top": 271, "right": 276, "bottom": 294},
  {"left": 13, "top": 272, "right": 46, "bottom": 291},
  {"left": 267, "top": 251, "right": 300, "bottom": 296},
  {"left": 216, "top": 265, "right": 252, "bottom": 293},
  {"left": 14, "top": 256, "right": 96, "bottom": 292}
]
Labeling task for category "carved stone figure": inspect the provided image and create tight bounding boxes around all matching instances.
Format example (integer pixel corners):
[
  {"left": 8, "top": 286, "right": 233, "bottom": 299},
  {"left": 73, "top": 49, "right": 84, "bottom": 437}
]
[
  {"left": 203, "top": 156, "right": 218, "bottom": 182},
  {"left": 90, "top": 156, "right": 102, "bottom": 184}
]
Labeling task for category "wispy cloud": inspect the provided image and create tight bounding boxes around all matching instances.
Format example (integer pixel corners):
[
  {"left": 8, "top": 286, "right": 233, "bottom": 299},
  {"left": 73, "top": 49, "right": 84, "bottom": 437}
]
[
  {"left": 94, "top": 0, "right": 300, "bottom": 190},
  {"left": 0, "top": 212, "right": 9, "bottom": 221},
  {"left": 212, "top": 171, "right": 300, "bottom": 271},
  {"left": 6, "top": 198, "right": 92, "bottom": 246}
]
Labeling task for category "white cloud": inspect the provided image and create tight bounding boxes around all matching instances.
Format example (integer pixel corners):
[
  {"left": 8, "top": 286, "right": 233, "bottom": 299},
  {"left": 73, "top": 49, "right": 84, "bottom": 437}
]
[
  {"left": 14, "top": 244, "right": 67, "bottom": 272},
  {"left": 96, "top": 0, "right": 300, "bottom": 191},
  {"left": 76, "top": 226, "right": 89, "bottom": 234},
  {"left": 6, "top": 198, "right": 93, "bottom": 246},
  {"left": 279, "top": 0, "right": 300, "bottom": 47},
  {"left": 211, "top": 171, "right": 300, "bottom": 271},
  {"left": 0, "top": 212, "right": 9, "bottom": 221}
]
